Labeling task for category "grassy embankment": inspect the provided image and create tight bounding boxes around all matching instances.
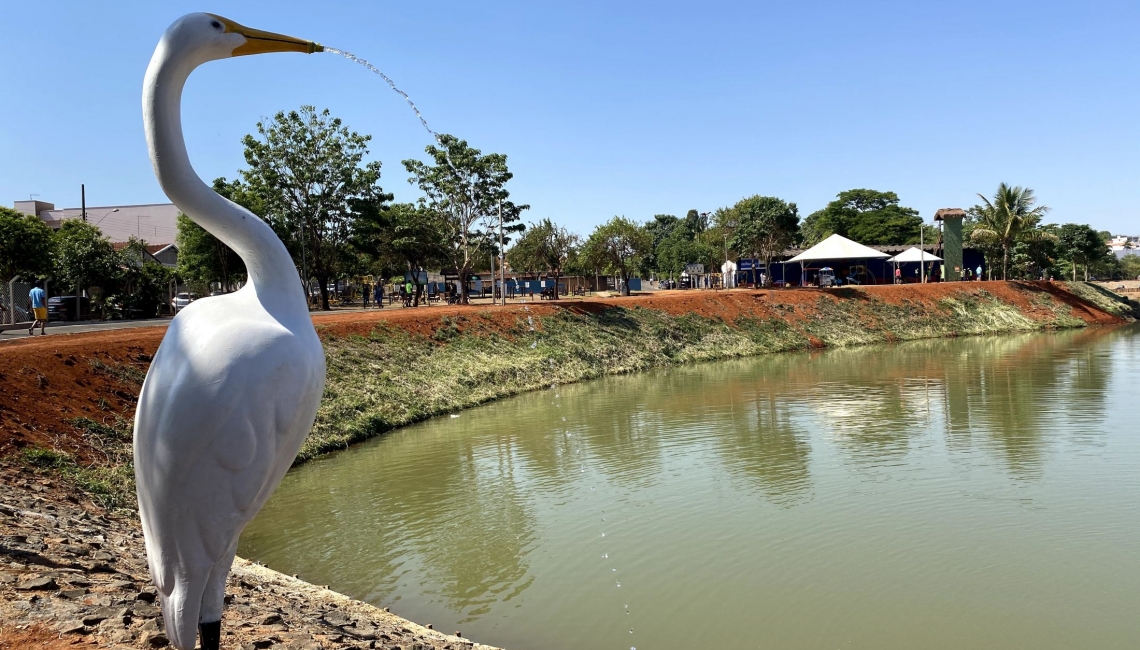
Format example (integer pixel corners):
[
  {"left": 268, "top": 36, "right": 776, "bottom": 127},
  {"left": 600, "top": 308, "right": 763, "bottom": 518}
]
[
  {"left": 304, "top": 282, "right": 1135, "bottom": 460},
  {"left": 11, "top": 282, "right": 1139, "bottom": 512}
]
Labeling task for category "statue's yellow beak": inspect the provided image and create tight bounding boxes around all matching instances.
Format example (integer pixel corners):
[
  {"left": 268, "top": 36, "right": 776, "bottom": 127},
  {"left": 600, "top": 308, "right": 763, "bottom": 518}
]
[{"left": 208, "top": 14, "right": 323, "bottom": 56}]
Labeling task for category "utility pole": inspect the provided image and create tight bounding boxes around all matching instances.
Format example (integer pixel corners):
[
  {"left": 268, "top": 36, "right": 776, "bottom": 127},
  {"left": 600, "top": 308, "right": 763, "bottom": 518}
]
[
  {"left": 498, "top": 198, "right": 505, "bottom": 306},
  {"left": 78, "top": 184, "right": 86, "bottom": 313},
  {"left": 920, "top": 223, "right": 925, "bottom": 284}
]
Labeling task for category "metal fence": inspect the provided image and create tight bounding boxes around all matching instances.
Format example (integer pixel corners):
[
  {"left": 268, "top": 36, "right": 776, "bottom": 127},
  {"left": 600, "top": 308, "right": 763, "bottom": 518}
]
[{"left": 1, "top": 277, "right": 39, "bottom": 327}]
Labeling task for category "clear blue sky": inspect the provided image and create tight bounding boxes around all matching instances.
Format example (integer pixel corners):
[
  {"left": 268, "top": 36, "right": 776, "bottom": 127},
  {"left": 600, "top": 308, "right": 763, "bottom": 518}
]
[{"left": 2, "top": 1, "right": 1137, "bottom": 235}]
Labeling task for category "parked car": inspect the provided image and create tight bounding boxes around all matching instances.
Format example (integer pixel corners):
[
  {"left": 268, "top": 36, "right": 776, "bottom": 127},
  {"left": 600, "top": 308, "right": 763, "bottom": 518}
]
[
  {"left": 46, "top": 296, "right": 91, "bottom": 321},
  {"left": 173, "top": 292, "right": 198, "bottom": 312}
]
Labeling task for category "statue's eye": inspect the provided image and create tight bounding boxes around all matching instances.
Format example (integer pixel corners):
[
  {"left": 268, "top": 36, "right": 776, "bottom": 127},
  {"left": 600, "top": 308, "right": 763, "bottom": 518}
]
[{"left": 210, "top": 20, "right": 223, "bottom": 31}]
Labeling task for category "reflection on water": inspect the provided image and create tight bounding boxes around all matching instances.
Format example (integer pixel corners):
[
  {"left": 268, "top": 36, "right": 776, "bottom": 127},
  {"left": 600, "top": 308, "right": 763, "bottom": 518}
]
[{"left": 241, "top": 326, "right": 1140, "bottom": 649}]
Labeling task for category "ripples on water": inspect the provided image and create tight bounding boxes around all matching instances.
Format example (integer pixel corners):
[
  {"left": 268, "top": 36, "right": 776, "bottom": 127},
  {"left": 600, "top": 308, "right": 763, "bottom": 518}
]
[{"left": 241, "top": 326, "right": 1140, "bottom": 649}]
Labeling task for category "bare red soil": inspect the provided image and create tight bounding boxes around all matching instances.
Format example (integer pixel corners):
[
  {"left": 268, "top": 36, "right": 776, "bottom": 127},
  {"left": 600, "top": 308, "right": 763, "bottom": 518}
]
[{"left": 0, "top": 282, "right": 1122, "bottom": 465}]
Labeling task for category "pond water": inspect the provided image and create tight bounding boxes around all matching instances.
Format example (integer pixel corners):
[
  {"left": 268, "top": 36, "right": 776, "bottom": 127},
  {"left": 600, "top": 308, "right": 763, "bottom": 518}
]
[{"left": 239, "top": 326, "right": 1140, "bottom": 650}]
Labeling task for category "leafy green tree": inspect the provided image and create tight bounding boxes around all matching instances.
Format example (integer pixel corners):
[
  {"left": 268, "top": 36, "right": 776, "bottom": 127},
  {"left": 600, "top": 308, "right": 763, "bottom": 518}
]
[
  {"left": 708, "top": 206, "right": 742, "bottom": 264},
  {"left": 353, "top": 202, "right": 447, "bottom": 306},
  {"left": 1056, "top": 223, "right": 1109, "bottom": 281},
  {"left": 403, "top": 134, "right": 527, "bottom": 304},
  {"left": 175, "top": 211, "right": 246, "bottom": 293},
  {"left": 644, "top": 214, "right": 681, "bottom": 272},
  {"left": 655, "top": 228, "right": 718, "bottom": 280},
  {"left": 683, "top": 209, "right": 708, "bottom": 239},
  {"left": 1010, "top": 226, "right": 1059, "bottom": 279},
  {"left": 968, "top": 183, "right": 1050, "bottom": 280},
  {"left": 801, "top": 189, "right": 921, "bottom": 246},
  {"left": 583, "top": 217, "right": 652, "bottom": 295},
  {"left": 508, "top": 219, "right": 579, "bottom": 298},
  {"left": 726, "top": 195, "right": 799, "bottom": 285},
  {"left": 53, "top": 220, "right": 120, "bottom": 298},
  {"left": 1120, "top": 254, "right": 1140, "bottom": 280},
  {"left": 113, "top": 237, "right": 174, "bottom": 317},
  {"left": 0, "top": 206, "right": 55, "bottom": 281},
  {"left": 234, "top": 106, "right": 391, "bottom": 310}
]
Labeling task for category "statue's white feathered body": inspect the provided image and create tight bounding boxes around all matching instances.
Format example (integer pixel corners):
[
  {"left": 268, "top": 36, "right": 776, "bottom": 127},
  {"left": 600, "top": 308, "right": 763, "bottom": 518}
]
[{"left": 135, "top": 13, "right": 325, "bottom": 650}]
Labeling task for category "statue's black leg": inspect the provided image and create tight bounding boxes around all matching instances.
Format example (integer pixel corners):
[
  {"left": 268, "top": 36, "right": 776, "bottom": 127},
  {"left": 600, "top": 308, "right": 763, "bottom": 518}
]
[{"left": 199, "top": 620, "right": 221, "bottom": 650}]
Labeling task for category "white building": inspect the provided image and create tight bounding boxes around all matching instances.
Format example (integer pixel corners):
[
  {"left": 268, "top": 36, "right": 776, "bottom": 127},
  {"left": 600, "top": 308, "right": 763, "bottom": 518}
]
[
  {"left": 1108, "top": 234, "right": 1139, "bottom": 260},
  {"left": 13, "top": 199, "right": 180, "bottom": 246}
]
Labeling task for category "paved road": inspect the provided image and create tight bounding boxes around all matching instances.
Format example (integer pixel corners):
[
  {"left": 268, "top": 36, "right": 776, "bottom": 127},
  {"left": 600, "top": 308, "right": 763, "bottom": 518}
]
[
  {"left": 0, "top": 292, "right": 637, "bottom": 344},
  {"left": 0, "top": 318, "right": 171, "bottom": 342}
]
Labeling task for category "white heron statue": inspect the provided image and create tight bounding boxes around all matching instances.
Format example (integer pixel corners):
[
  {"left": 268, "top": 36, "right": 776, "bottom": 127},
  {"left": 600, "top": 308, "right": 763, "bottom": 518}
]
[{"left": 136, "top": 13, "right": 326, "bottom": 650}]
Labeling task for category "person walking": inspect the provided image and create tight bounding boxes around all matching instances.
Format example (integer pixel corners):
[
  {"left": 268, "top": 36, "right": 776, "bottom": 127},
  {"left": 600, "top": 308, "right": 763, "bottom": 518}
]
[
  {"left": 374, "top": 282, "right": 383, "bottom": 308},
  {"left": 28, "top": 280, "right": 47, "bottom": 336},
  {"left": 362, "top": 283, "right": 370, "bottom": 309},
  {"left": 975, "top": 264, "right": 983, "bottom": 281},
  {"left": 894, "top": 267, "right": 902, "bottom": 284}
]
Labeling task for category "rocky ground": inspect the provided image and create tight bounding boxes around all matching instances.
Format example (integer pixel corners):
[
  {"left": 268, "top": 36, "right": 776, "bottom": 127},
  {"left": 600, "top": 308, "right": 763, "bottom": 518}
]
[{"left": 0, "top": 461, "right": 497, "bottom": 650}]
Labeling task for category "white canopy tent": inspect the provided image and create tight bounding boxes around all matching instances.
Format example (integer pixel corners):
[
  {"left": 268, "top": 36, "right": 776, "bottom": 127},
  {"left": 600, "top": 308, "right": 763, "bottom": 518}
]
[
  {"left": 786, "top": 234, "right": 889, "bottom": 286},
  {"left": 887, "top": 247, "right": 942, "bottom": 263},
  {"left": 721, "top": 260, "right": 738, "bottom": 288},
  {"left": 887, "top": 247, "right": 942, "bottom": 284}
]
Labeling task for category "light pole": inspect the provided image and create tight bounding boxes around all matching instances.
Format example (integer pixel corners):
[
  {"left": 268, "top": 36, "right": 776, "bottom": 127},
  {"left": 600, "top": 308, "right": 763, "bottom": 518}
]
[
  {"left": 498, "top": 199, "right": 505, "bottom": 305},
  {"left": 723, "top": 233, "right": 729, "bottom": 289},
  {"left": 92, "top": 208, "right": 120, "bottom": 225}
]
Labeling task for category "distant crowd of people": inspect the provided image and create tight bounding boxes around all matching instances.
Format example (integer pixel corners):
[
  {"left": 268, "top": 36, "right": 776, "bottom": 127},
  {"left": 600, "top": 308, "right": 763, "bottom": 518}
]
[{"left": 894, "top": 264, "right": 987, "bottom": 284}]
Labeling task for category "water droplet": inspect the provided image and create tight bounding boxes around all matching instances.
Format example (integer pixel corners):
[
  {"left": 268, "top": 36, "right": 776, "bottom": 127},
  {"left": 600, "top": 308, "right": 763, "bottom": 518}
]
[
  {"left": 530, "top": 341, "right": 537, "bottom": 349},
  {"left": 612, "top": 568, "right": 617, "bottom": 572},
  {"left": 600, "top": 532, "right": 605, "bottom": 537},
  {"left": 561, "top": 417, "right": 566, "bottom": 422},
  {"left": 616, "top": 581, "right": 621, "bottom": 587},
  {"left": 601, "top": 517, "right": 605, "bottom": 521},
  {"left": 630, "top": 629, "right": 634, "bottom": 634},
  {"left": 602, "top": 554, "right": 608, "bottom": 559}
]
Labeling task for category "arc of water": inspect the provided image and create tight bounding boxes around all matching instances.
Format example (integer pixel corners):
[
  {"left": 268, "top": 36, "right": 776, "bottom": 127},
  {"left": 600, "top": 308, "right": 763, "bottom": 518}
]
[
  {"left": 323, "top": 48, "right": 438, "bottom": 139},
  {"left": 323, "top": 47, "right": 481, "bottom": 219}
]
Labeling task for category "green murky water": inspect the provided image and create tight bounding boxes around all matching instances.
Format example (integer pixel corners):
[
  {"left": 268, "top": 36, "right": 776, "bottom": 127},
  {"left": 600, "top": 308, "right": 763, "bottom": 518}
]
[{"left": 240, "top": 326, "right": 1140, "bottom": 649}]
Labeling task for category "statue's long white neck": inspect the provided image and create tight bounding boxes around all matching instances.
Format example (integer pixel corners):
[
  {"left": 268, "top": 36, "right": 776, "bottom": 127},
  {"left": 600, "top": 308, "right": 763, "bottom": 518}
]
[{"left": 143, "top": 42, "right": 305, "bottom": 313}]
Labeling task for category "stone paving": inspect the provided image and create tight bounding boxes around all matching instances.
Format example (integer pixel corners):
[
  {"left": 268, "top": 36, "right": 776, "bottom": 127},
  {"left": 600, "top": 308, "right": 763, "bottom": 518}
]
[{"left": 0, "top": 462, "right": 498, "bottom": 650}]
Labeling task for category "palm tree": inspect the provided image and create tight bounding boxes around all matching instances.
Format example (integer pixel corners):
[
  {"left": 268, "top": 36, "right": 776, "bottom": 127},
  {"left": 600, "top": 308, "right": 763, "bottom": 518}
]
[{"left": 969, "top": 183, "right": 1050, "bottom": 280}]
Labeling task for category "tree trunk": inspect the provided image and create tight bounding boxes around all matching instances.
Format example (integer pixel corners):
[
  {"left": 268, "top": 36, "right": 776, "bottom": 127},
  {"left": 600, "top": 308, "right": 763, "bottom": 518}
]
[
  {"left": 458, "top": 264, "right": 470, "bottom": 304},
  {"left": 552, "top": 271, "right": 560, "bottom": 299},
  {"left": 1002, "top": 245, "right": 1009, "bottom": 281},
  {"left": 315, "top": 263, "right": 330, "bottom": 311}
]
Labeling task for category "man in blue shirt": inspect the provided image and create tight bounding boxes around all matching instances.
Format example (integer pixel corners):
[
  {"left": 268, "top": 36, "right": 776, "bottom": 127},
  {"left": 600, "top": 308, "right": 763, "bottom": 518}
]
[{"left": 28, "top": 280, "right": 47, "bottom": 336}]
